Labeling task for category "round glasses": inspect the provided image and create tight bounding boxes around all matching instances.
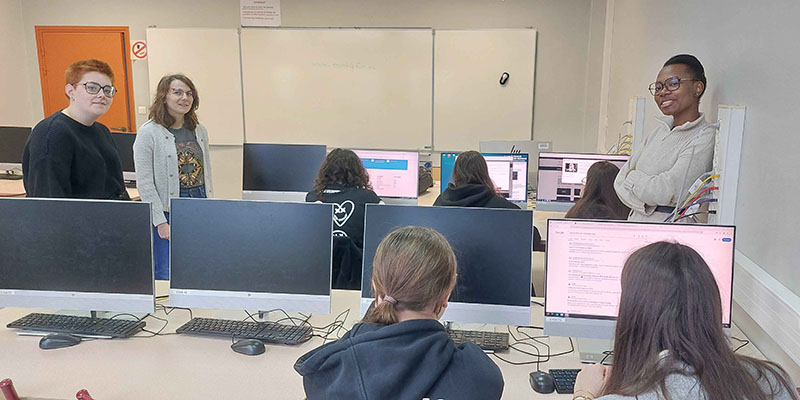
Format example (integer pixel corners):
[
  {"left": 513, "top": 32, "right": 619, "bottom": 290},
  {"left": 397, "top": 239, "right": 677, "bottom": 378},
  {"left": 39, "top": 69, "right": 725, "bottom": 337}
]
[
  {"left": 81, "top": 81, "right": 117, "bottom": 98},
  {"left": 648, "top": 76, "right": 698, "bottom": 96},
  {"left": 170, "top": 89, "right": 195, "bottom": 99}
]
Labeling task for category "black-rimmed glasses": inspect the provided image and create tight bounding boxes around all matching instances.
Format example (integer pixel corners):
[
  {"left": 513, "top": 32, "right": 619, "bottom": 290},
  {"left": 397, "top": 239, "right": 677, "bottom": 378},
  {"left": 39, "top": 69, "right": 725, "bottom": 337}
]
[
  {"left": 81, "top": 81, "right": 117, "bottom": 98},
  {"left": 648, "top": 76, "right": 697, "bottom": 96}
]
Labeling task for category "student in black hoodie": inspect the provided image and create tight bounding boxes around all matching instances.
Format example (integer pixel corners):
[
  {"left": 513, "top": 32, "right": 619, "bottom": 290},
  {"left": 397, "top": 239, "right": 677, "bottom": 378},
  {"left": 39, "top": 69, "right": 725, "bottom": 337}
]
[
  {"left": 294, "top": 226, "right": 503, "bottom": 400},
  {"left": 295, "top": 226, "right": 504, "bottom": 400},
  {"left": 434, "top": 150, "right": 541, "bottom": 250},
  {"left": 306, "top": 148, "right": 382, "bottom": 288},
  {"left": 434, "top": 150, "right": 519, "bottom": 209}
]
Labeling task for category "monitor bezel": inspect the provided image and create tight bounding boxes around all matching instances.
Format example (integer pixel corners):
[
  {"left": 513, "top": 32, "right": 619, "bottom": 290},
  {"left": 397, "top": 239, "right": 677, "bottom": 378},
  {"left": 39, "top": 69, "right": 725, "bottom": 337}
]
[
  {"left": 168, "top": 198, "right": 333, "bottom": 314},
  {"left": 0, "top": 197, "right": 155, "bottom": 313},
  {"left": 351, "top": 148, "right": 420, "bottom": 200},
  {"left": 544, "top": 218, "right": 736, "bottom": 338}
]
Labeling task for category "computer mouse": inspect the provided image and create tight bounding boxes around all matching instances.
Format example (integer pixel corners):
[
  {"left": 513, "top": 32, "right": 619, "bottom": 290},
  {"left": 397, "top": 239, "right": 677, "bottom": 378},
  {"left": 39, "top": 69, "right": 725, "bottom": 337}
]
[
  {"left": 39, "top": 333, "right": 81, "bottom": 350},
  {"left": 231, "top": 338, "right": 266, "bottom": 356},
  {"left": 529, "top": 371, "right": 555, "bottom": 394}
]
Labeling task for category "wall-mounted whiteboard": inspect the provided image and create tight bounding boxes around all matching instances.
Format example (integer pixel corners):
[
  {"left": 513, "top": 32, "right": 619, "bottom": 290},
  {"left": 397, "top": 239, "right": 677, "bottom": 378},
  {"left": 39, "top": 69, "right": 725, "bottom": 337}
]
[
  {"left": 146, "top": 28, "right": 244, "bottom": 145},
  {"left": 433, "top": 29, "right": 536, "bottom": 151},
  {"left": 241, "top": 28, "right": 433, "bottom": 150}
]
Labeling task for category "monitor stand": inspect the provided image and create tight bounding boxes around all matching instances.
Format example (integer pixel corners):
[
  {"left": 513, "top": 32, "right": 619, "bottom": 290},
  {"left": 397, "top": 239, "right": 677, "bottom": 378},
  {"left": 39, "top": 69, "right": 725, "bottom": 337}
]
[{"left": 576, "top": 337, "right": 614, "bottom": 364}]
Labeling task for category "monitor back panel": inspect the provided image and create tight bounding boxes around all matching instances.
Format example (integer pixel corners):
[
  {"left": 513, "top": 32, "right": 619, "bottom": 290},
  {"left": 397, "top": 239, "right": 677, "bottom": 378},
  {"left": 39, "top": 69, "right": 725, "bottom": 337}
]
[
  {"left": 0, "top": 198, "right": 154, "bottom": 312},
  {"left": 242, "top": 143, "right": 327, "bottom": 192},
  {"left": 361, "top": 204, "right": 533, "bottom": 325},
  {"left": 169, "top": 199, "right": 333, "bottom": 312}
]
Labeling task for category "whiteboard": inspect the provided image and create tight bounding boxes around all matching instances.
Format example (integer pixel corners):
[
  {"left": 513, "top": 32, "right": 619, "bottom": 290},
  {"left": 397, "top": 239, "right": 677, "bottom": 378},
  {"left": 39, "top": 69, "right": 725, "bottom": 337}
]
[
  {"left": 433, "top": 29, "right": 536, "bottom": 151},
  {"left": 240, "top": 28, "right": 433, "bottom": 150},
  {"left": 146, "top": 28, "right": 244, "bottom": 145}
]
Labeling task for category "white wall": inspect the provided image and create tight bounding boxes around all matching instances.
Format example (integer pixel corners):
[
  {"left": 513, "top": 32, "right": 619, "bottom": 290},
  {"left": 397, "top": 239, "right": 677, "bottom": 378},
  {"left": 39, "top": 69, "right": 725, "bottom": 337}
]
[
  {"left": 11, "top": 0, "right": 603, "bottom": 153},
  {"left": 0, "top": 0, "right": 33, "bottom": 126},
  {"left": 604, "top": 0, "right": 800, "bottom": 377}
]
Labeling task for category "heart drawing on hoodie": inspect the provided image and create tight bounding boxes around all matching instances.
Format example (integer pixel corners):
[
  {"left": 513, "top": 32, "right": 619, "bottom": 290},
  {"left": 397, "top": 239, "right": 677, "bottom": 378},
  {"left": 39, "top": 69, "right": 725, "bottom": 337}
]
[{"left": 333, "top": 200, "right": 355, "bottom": 227}]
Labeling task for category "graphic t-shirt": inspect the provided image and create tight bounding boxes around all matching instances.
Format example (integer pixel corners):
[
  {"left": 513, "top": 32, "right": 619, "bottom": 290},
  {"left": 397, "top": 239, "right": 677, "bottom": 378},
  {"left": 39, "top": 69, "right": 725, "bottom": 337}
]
[{"left": 169, "top": 126, "right": 204, "bottom": 188}]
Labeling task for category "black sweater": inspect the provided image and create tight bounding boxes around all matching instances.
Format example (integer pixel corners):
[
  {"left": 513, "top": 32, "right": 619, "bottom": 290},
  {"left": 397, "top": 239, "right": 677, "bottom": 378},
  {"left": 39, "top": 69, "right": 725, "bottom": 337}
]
[
  {"left": 295, "top": 319, "right": 504, "bottom": 400},
  {"left": 23, "top": 112, "right": 129, "bottom": 200}
]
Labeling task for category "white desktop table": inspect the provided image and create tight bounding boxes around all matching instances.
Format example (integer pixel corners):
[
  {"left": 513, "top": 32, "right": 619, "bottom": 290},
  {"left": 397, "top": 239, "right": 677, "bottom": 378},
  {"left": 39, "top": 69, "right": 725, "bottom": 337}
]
[{"left": 0, "top": 283, "right": 762, "bottom": 400}]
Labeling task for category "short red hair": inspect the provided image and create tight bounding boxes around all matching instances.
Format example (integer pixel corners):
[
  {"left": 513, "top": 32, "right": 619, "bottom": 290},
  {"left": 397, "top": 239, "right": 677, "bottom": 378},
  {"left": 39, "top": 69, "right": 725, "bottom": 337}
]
[{"left": 64, "top": 59, "right": 115, "bottom": 86}]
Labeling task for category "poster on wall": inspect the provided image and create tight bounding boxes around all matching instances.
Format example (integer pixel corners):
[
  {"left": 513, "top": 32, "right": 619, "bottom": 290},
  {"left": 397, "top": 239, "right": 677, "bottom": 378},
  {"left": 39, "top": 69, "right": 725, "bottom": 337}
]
[{"left": 241, "top": 0, "right": 281, "bottom": 27}]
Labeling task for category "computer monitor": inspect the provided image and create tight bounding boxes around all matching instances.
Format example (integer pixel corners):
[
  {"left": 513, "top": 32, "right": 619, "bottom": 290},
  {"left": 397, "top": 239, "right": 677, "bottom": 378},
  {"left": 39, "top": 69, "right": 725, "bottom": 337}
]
[
  {"left": 242, "top": 143, "right": 327, "bottom": 202},
  {"left": 479, "top": 140, "right": 552, "bottom": 191},
  {"left": 0, "top": 198, "right": 154, "bottom": 313},
  {"left": 0, "top": 126, "right": 31, "bottom": 175},
  {"left": 536, "top": 152, "right": 629, "bottom": 211},
  {"left": 352, "top": 149, "right": 419, "bottom": 205},
  {"left": 169, "top": 198, "right": 333, "bottom": 313},
  {"left": 440, "top": 152, "right": 528, "bottom": 208},
  {"left": 360, "top": 204, "right": 533, "bottom": 326},
  {"left": 544, "top": 219, "right": 735, "bottom": 340},
  {"left": 110, "top": 132, "right": 136, "bottom": 181}
]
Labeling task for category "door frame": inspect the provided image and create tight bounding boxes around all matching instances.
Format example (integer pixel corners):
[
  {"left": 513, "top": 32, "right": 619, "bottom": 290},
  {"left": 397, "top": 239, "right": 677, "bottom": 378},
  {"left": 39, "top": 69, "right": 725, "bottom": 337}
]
[{"left": 35, "top": 25, "right": 136, "bottom": 133}]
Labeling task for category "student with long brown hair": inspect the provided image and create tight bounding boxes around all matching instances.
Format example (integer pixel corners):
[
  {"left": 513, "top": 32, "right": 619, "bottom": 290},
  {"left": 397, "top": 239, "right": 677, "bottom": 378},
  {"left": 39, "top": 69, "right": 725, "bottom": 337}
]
[
  {"left": 572, "top": 241, "right": 798, "bottom": 400},
  {"left": 434, "top": 150, "right": 519, "bottom": 209},
  {"left": 295, "top": 226, "right": 504, "bottom": 400},
  {"left": 134, "top": 74, "right": 213, "bottom": 280},
  {"left": 565, "top": 161, "right": 630, "bottom": 220}
]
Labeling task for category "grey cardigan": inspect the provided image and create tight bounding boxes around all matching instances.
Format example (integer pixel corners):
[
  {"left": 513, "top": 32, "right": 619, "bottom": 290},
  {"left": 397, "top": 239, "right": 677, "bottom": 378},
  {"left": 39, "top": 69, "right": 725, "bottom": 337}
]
[{"left": 133, "top": 120, "right": 213, "bottom": 226}]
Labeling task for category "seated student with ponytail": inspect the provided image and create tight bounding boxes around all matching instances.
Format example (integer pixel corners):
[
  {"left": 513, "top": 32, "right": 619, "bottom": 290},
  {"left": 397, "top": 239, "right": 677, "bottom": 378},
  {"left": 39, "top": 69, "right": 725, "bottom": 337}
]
[
  {"left": 294, "top": 226, "right": 504, "bottom": 400},
  {"left": 572, "top": 242, "right": 798, "bottom": 400}
]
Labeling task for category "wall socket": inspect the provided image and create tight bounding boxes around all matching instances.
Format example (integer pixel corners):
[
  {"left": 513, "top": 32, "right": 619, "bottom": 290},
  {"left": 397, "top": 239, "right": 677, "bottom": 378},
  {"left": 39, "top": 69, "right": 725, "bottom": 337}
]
[{"left": 137, "top": 106, "right": 147, "bottom": 115}]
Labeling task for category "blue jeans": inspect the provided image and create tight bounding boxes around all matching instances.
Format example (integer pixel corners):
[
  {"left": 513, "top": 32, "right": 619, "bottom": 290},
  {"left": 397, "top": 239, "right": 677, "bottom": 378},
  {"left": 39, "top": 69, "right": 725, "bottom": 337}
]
[{"left": 153, "top": 185, "right": 207, "bottom": 280}]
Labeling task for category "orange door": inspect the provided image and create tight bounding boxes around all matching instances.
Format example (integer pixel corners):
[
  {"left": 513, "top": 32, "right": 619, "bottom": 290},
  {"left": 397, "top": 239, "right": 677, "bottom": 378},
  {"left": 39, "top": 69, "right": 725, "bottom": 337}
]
[{"left": 35, "top": 26, "right": 136, "bottom": 133}]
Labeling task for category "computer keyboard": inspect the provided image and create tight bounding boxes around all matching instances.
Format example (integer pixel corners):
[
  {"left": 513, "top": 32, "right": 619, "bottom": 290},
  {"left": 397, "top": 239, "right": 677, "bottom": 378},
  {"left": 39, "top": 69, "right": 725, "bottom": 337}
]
[
  {"left": 549, "top": 368, "right": 581, "bottom": 394},
  {"left": 176, "top": 317, "right": 313, "bottom": 345},
  {"left": 448, "top": 329, "right": 509, "bottom": 351},
  {"left": 7, "top": 312, "right": 145, "bottom": 338}
]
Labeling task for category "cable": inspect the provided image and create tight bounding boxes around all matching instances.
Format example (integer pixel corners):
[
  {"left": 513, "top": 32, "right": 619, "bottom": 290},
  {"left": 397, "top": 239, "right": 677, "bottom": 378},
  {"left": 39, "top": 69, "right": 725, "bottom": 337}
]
[
  {"left": 731, "top": 336, "right": 750, "bottom": 353},
  {"left": 679, "top": 175, "right": 719, "bottom": 210},
  {"left": 609, "top": 121, "right": 633, "bottom": 154},
  {"left": 670, "top": 122, "right": 720, "bottom": 222}
]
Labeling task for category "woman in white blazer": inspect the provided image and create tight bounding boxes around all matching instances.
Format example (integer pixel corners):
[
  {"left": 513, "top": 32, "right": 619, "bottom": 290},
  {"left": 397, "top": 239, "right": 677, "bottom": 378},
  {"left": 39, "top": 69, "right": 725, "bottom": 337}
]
[{"left": 134, "top": 74, "right": 213, "bottom": 280}]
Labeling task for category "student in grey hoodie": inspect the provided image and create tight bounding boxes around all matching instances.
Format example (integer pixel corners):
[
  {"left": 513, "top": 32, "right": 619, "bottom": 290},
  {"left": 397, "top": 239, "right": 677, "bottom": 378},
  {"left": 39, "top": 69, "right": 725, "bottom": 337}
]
[
  {"left": 295, "top": 226, "right": 504, "bottom": 400},
  {"left": 572, "top": 242, "right": 798, "bottom": 400}
]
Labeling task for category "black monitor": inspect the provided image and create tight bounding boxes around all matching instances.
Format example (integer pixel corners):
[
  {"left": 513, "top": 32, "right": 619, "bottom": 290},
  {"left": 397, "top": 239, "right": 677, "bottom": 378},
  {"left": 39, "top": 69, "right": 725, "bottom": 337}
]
[
  {"left": 0, "top": 198, "right": 154, "bottom": 313},
  {"left": 360, "top": 204, "right": 533, "bottom": 326},
  {"left": 0, "top": 126, "right": 31, "bottom": 174},
  {"left": 169, "top": 198, "right": 333, "bottom": 313},
  {"left": 110, "top": 132, "right": 136, "bottom": 180},
  {"left": 242, "top": 143, "right": 327, "bottom": 202}
]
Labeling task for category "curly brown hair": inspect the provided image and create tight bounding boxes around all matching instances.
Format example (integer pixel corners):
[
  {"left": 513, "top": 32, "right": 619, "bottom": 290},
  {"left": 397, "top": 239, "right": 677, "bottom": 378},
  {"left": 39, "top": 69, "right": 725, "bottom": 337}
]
[{"left": 312, "top": 148, "right": 372, "bottom": 199}]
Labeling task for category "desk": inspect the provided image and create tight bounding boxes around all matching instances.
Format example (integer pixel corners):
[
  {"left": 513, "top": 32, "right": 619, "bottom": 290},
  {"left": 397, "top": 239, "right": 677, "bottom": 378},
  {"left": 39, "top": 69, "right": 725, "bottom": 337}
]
[
  {"left": 0, "top": 179, "right": 140, "bottom": 200},
  {"left": 0, "top": 284, "right": 763, "bottom": 400}
]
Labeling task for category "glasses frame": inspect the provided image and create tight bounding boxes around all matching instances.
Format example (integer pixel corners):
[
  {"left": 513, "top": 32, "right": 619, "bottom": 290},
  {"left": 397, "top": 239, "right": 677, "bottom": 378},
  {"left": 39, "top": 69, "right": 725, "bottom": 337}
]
[
  {"left": 80, "top": 81, "right": 117, "bottom": 98},
  {"left": 648, "top": 76, "right": 698, "bottom": 96},
  {"left": 170, "top": 89, "right": 195, "bottom": 99}
]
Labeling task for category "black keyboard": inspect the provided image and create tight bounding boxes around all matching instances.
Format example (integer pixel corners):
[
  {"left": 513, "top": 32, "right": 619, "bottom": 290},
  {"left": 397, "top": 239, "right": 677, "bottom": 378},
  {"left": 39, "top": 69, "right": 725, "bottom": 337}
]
[
  {"left": 176, "top": 317, "right": 312, "bottom": 345},
  {"left": 549, "top": 368, "right": 581, "bottom": 394},
  {"left": 7, "top": 312, "right": 145, "bottom": 338},
  {"left": 448, "top": 329, "right": 509, "bottom": 351}
]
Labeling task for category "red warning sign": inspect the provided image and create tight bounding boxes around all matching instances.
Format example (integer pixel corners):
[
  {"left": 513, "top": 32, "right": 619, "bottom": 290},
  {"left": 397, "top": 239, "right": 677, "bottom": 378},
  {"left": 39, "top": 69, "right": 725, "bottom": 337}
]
[{"left": 131, "top": 40, "right": 147, "bottom": 60}]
